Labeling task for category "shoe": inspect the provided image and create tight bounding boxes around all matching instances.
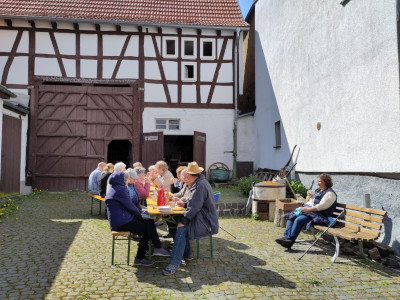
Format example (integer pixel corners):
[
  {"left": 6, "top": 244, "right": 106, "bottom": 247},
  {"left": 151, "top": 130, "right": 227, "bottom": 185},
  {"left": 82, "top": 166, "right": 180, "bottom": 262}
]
[
  {"left": 183, "top": 255, "right": 194, "bottom": 261},
  {"left": 162, "top": 264, "right": 179, "bottom": 276},
  {"left": 130, "top": 234, "right": 141, "bottom": 241},
  {"left": 275, "top": 237, "right": 294, "bottom": 248},
  {"left": 153, "top": 247, "right": 171, "bottom": 257},
  {"left": 134, "top": 257, "right": 154, "bottom": 267}
]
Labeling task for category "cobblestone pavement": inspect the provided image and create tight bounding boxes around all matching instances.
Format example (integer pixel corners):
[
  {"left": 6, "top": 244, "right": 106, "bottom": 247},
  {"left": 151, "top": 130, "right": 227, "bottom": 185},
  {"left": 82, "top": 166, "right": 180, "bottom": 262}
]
[{"left": 0, "top": 191, "right": 399, "bottom": 299}]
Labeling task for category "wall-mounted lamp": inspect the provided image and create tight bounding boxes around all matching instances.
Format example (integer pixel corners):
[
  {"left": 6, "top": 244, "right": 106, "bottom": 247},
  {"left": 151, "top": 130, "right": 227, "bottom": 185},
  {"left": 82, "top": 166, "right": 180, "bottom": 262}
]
[
  {"left": 340, "top": 0, "right": 352, "bottom": 7},
  {"left": 317, "top": 121, "right": 321, "bottom": 130}
]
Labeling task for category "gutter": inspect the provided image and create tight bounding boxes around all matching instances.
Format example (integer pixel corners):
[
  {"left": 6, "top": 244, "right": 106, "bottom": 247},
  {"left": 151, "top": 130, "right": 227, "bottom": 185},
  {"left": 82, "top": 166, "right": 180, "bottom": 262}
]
[
  {"left": 0, "top": 15, "right": 250, "bottom": 32},
  {"left": 0, "top": 85, "right": 17, "bottom": 99}
]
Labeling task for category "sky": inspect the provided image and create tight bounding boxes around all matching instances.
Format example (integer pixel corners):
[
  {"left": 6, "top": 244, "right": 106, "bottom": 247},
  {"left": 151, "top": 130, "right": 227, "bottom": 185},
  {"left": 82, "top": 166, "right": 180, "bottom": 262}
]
[{"left": 237, "top": 0, "right": 253, "bottom": 18}]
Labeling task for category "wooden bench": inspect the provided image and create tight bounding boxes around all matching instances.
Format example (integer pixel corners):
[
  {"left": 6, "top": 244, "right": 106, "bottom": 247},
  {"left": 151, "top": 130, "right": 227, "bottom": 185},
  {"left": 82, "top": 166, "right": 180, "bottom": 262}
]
[
  {"left": 88, "top": 193, "right": 105, "bottom": 215},
  {"left": 313, "top": 203, "right": 387, "bottom": 262}
]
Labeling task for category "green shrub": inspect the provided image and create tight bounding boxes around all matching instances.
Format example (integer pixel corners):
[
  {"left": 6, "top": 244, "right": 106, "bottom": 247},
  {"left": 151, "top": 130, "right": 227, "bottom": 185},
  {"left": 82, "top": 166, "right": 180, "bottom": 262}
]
[
  {"left": 237, "top": 175, "right": 261, "bottom": 196},
  {"left": 286, "top": 179, "right": 307, "bottom": 198}
]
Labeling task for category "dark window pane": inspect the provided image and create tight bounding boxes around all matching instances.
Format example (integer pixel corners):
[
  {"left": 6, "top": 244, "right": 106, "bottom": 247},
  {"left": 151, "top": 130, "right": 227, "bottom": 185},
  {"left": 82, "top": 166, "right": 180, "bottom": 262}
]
[
  {"left": 184, "top": 40, "right": 194, "bottom": 56},
  {"left": 166, "top": 40, "right": 175, "bottom": 55},
  {"left": 203, "top": 41, "right": 213, "bottom": 56},
  {"left": 156, "top": 119, "right": 167, "bottom": 129},
  {"left": 169, "top": 119, "right": 180, "bottom": 130},
  {"left": 185, "top": 65, "right": 194, "bottom": 79},
  {"left": 275, "top": 121, "right": 281, "bottom": 147}
]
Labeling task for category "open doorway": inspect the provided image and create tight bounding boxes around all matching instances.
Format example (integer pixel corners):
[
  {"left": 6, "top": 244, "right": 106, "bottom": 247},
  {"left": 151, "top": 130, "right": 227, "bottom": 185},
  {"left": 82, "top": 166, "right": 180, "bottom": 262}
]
[
  {"left": 107, "top": 140, "right": 132, "bottom": 166},
  {"left": 164, "top": 135, "right": 193, "bottom": 175}
]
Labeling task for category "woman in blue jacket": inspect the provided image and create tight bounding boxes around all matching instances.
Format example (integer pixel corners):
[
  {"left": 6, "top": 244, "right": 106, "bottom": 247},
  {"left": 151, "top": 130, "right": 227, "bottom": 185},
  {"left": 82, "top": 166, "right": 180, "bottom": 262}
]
[{"left": 105, "top": 171, "right": 170, "bottom": 266}]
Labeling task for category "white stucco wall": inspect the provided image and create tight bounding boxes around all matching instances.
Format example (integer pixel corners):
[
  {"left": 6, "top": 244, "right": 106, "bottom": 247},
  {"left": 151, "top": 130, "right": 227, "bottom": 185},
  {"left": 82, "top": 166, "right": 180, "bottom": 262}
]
[
  {"left": 255, "top": 0, "right": 400, "bottom": 173},
  {"left": 237, "top": 115, "right": 256, "bottom": 162},
  {"left": 142, "top": 107, "right": 234, "bottom": 171}
]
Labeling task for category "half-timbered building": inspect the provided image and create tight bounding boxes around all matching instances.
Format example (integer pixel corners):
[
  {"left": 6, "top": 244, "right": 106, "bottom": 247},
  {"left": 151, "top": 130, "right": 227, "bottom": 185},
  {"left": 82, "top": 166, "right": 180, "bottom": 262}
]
[{"left": 0, "top": 0, "right": 248, "bottom": 191}]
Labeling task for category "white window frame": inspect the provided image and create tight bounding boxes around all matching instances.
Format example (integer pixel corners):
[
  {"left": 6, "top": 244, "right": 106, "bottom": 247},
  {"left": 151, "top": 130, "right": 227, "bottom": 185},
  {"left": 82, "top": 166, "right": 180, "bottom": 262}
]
[
  {"left": 181, "top": 62, "right": 197, "bottom": 81},
  {"left": 181, "top": 37, "right": 197, "bottom": 59},
  {"left": 162, "top": 36, "right": 178, "bottom": 58},
  {"left": 200, "top": 38, "right": 216, "bottom": 60},
  {"left": 155, "top": 118, "right": 181, "bottom": 131}
]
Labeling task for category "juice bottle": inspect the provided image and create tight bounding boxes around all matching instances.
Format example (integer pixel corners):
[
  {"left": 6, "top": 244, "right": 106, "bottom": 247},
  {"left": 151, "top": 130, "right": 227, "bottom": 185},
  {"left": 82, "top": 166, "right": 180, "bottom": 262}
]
[{"left": 157, "top": 186, "right": 166, "bottom": 206}]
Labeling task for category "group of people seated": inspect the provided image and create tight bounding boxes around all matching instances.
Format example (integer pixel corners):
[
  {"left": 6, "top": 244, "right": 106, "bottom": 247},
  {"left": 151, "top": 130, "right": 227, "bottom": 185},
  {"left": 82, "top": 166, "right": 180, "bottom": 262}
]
[{"left": 88, "top": 160, "right": 219, "bottom": 275}]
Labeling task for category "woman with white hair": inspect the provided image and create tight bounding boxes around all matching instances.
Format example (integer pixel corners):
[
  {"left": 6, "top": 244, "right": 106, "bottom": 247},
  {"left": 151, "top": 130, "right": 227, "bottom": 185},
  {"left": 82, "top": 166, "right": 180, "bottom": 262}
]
[{"left": 153, "top": 160, "right": 174, "bottom": 192}]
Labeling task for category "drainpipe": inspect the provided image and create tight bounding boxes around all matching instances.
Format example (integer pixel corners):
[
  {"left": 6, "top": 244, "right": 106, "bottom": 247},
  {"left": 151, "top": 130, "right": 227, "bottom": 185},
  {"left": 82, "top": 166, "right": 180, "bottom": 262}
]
[{"left": 229, "top": 28, "right": 240, "bottom": 180}]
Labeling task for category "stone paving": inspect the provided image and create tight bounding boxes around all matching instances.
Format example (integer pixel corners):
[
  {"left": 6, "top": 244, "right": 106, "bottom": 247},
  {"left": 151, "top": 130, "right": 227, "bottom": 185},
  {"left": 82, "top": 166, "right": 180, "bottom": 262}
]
[{"left": 0, "top": 191, "right": 399, "bottom": 299}]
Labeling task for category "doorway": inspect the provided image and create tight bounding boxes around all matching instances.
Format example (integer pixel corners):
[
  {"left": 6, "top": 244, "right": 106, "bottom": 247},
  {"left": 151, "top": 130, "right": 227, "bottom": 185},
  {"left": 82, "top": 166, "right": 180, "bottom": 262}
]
[
  {"left": 164, "top": 135, "right": 193, "bottom": 174},
  {"left": 107, "top": 140, "right": 132, "bottom": 166}
]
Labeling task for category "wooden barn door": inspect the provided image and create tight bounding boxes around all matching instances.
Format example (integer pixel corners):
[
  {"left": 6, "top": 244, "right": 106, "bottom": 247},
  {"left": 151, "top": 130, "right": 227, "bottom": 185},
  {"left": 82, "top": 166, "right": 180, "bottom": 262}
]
[
  {"left": 142, "top": 132, "right": 164, "bottom": 169},
  {"left": 29, "top": 83, "right": 140, "bottom": 191},
  {"left": 193, "top": 131, "right": 206, "bottom": 169},
  {"left": 86, "top": 86, "right": 140, "bottom": 176},
  {"left": 29, "top": 85, "right": 89, "bottom": 191},
  {"left": 0, "top": 115, "right": 21, "bottom": 193}
]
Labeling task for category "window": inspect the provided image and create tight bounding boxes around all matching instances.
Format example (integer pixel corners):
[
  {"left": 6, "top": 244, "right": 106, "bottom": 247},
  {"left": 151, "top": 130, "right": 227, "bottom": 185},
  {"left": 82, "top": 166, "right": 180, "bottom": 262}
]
[
  {"left": 169, "top": 119, "right": 180, "bottom": 130},
  {"left": 166, "top": 40, "right": 175, "bottom": 55},
  {"left": 184, "top": 40, "right": 194, "bottom": 56},
  {"left": 155, "top": 119, "right": 180, "bottom": 130},
  {"left": 156, "top": 119, "right": 167, "bottom": 130},
  {"left": 182, "top": 63, "right": 196, "bottom": 81},
  {"left": 274, "top": 121, "right": 281, "bottom": 148},
  {"left": 185, "top": 65, "right": 194, "bottom": 78},
  {"left": 181, "top": 38, "right": 196, "bottom": 58},
  {"left": 200, "top": 38, "right": 215, "bottom": 59},
  {"left": 203, "top": 41, "right": 213, "bottom": 56},
  {"left": 162, "top": 37, "right": 178, "bottom": 58}
]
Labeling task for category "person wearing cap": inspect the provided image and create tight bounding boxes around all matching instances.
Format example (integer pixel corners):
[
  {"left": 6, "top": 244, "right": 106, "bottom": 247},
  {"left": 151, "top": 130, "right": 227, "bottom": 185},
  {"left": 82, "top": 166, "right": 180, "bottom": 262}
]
[
  {"left": 105, "top": 171, "right": 171, "bottom": 267},
  {"left": 162, "top": 162, "right": 219, "bottom": 276}
]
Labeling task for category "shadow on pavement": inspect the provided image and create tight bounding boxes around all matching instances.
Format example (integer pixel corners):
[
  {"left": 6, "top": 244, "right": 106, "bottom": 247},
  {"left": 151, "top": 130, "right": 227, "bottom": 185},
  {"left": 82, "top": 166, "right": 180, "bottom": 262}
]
[
  {"left": 0, "top": 218, "right": 82, "bottom": 299},
  {"left": 134, "top": 237, "right": 296, "bottom": 291}
]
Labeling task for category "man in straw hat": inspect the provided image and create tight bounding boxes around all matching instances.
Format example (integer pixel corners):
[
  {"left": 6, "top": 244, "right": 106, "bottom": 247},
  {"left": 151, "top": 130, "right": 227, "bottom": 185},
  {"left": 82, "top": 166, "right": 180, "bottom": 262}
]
[{"left": 162, "top": 162, "right": 219, "bottom": 275}]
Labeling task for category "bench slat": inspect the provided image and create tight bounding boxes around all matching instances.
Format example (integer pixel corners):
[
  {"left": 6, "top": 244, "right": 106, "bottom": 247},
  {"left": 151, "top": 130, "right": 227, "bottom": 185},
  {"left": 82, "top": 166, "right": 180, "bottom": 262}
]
[
  {"left": 359, "top": 227, "right": 380, "bottom": 239},
  {"left": 337, "top": 203, "right": 387, "bottom": 216},
  {"left": 343, "top": 216, "right": 382, "bottom": 230},
  {"left": 112, "top": 231, "right": 131, "bottom": 236},
  {"left": 344, "top": 210, "right": 384, "bottom": 223}
]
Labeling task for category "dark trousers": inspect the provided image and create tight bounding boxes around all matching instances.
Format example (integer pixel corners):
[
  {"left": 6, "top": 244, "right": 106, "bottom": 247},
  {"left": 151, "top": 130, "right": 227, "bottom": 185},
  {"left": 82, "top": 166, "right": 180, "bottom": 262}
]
[
  {"left": 117, "top": 218, "right": 161, "bottom": 259},
  {"left": 166, "top": 215, "right": 182, "bottom": 239}
]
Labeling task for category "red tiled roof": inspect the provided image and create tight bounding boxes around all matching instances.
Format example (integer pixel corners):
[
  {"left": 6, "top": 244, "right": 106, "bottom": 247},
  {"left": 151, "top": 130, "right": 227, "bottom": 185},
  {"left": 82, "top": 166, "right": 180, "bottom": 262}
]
[{"left": 0, "top": 0, "right": 248, "bottom": 27}]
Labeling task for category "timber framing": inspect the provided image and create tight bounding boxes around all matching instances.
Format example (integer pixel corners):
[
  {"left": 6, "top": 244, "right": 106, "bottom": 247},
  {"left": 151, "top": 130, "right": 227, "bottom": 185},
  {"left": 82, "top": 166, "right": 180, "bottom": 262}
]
[{"left": 0, "top": 21, "right": 236, "bottom": 108}]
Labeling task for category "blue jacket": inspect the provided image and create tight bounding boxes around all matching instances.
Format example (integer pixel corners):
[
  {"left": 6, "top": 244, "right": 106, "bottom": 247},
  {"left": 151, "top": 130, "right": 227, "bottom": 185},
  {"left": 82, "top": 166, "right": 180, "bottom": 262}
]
[
  {"left": 88, "top": 168, "right": 101, "bottom": 194},
  {"left": 105, "top": 172, "right": 142, "bottom": 230},
  {"left": 127, "top": 183, "right": 141, "bottom": 211}
]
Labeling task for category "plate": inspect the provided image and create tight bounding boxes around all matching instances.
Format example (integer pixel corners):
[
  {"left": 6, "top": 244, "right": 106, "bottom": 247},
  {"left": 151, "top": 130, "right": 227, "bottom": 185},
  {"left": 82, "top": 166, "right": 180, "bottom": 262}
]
[{"left": 157, "top": 206, "right": 171, "bottom": 212}]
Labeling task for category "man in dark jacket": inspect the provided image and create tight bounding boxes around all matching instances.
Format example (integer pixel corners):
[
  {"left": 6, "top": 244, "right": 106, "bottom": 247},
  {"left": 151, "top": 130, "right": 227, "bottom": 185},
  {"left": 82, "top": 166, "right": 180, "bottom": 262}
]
[
  {"left": 162, "top": 162, "right": 219, "bottom": 275},
  {"left": 105, "top": 171, "right": 170, "bottom": 267}
]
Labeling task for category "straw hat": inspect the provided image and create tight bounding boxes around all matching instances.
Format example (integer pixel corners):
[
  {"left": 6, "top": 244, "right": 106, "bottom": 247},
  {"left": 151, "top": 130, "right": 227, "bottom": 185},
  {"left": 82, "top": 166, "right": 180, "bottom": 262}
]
[{"left": 186, "top": 161, "right": 204, "bottom": 174}]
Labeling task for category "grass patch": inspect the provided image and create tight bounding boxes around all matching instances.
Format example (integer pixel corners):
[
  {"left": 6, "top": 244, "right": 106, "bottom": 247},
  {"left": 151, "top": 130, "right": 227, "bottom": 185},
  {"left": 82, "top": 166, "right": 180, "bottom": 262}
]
[
  {"left": 212, "top": 184, "right": 247, "bottom": 204},
  {"left": 305, "top": 277, "right": 323, "bottom": 286}
]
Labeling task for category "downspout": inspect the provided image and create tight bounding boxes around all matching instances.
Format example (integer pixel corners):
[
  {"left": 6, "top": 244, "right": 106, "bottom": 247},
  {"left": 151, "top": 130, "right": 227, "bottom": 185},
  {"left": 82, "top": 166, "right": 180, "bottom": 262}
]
[
  {"left": 232, "top": 28, "right": 240, "bottom": 180},
  {"left": 225, "top": 28, "right": 240, "bottom": 180}
]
